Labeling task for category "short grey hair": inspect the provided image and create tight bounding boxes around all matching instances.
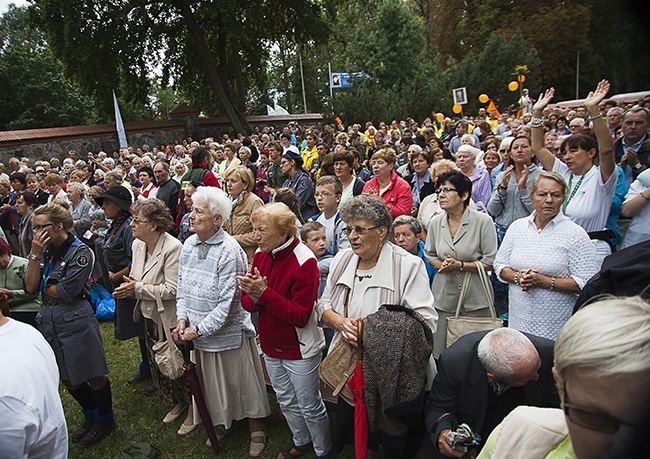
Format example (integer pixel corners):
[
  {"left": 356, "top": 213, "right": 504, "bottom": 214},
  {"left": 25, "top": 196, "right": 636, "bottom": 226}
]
[
  {"left": 391, "top": 215, "right": 423, "bottom": 236},
  {"left": 531, "top": 171, "right": 568, "bottom": 197},
  {"left": 555, "top": 296, "right": 650, "bottom": 378},
  {"left": 104, "top": 171, "right": 123, "bottom": 184},
  {"left": 477, "top": 328, "right": 540, "bottom": 380},
  {"left": 460, "top": 134, "right": 476, "bottom": 147},
  {"left": 499, "top": 137, "right": 514, "bottom": 151},
  {"left": 340, "top": 195, "right": 392, "bottom": 242},
  {"left": 66, "top": 182, "right": 87, "bottom": 198},
  {"left": 607, "top": 107, "right": 624, "bottom": 117},
  {"left": 457, "top": 144, "right": 480, "bottom": 160},
  {"left": 192, "top": 186, "right": 231, "bottom": 223}
]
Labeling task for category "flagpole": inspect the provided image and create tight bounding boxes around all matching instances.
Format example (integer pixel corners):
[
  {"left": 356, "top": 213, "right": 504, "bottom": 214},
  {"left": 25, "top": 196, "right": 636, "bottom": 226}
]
[
  {"left": 298, "top": 45, "right": 307, "bottom": 114},
  {"left": 328, "top": 62, "right": 334, "bottom": 114}
]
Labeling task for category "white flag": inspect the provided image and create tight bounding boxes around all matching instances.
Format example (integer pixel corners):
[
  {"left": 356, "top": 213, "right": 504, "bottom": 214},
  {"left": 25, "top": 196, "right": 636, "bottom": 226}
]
[
  {"left": 274, "top": 104, "right": 290, "bottom": 115},
  {"left": 113, "top": 90, "right": 128, "bottom": 149}
]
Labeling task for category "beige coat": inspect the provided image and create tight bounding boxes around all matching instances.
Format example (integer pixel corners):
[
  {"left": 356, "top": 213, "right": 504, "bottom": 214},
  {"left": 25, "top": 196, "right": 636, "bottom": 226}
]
[
  {"left": 222, "top": 191, "right": 264, "bottom": 265},
  {"left": 131, "top": 232, "right": 182, "bottom": 330}
]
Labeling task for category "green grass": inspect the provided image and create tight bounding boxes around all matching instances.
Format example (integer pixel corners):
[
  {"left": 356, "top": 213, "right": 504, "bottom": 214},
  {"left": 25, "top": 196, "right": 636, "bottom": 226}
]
[{"left": 61, "top": 322, "right": 355, "bottom": 458}]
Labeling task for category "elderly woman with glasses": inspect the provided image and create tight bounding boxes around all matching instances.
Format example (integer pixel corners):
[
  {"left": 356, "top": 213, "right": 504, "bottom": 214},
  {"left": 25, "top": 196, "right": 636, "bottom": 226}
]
[
  {"left": 318, "top": 195, "right": 437, "bottom": 457},
  {"left": 112, "top": 199, "right": 189, "bottom": 428},
  {"left": 174, "top": 187, "right": 271, "bottom": 456},
  {"left": 477, "top": 296, "right": 650, "bottom": 459},
  {"left": 425, "top": 171, "right": 498, "bottom": 358}
]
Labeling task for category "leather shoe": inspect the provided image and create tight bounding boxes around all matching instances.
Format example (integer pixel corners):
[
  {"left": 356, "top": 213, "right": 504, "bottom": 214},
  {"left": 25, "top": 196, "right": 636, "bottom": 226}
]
[
  {"left": 78, "top": 419, "right": 116, "bottom": 447},
  {"left": 126, "top": 371, "right": 151, "bottom": 385},
  {"left": 143, "top": 385, "right": 156, "bottom": 396},
  {"left": 71, "top": 418, "right": 94, "bottom": 443}
]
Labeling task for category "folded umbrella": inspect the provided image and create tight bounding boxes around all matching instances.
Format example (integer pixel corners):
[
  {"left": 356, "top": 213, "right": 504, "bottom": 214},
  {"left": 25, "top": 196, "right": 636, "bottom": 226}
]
[
  {"left": 183, "top": 343, "right": 220, "bottom": 453},
  {"left": 347, "top": 320, "right": 367, "bottom": 459}
]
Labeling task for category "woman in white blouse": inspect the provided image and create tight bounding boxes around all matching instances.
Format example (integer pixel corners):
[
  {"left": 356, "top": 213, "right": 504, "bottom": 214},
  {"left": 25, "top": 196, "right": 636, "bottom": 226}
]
[
  {"left": 494, "top": 172, "right": 598, "bottom": 340},
  {"left": 531, "top": 80, "right": 617, "bottom": 266}
]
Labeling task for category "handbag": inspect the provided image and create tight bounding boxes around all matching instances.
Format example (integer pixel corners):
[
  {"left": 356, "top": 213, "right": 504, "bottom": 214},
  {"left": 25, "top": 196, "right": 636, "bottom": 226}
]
[
  {"left": 318, "top": 289, "right": 359, "bottom": 406},
  {"left": 151, "top": 289, "right": 184, "bottom": 380},
  {"left": 446, "top": 261, "right": 503, "bottom": 348}
]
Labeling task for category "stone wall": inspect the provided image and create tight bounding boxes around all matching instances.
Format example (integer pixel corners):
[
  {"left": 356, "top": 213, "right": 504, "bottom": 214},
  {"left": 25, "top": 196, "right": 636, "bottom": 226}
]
[
  {"left": 0, "top": 129, "right": 187, "bottom": 162},
  {"left": 0, "top": 110, "right": 323, "bottom": 163}
]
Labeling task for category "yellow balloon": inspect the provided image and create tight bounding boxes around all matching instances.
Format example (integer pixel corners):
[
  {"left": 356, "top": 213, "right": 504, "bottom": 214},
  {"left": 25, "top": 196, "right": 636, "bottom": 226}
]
[
  {"left": 517, "top": 75, "right": 526, "bottom": 83},
  {"left": 436, "top": 113, "right": 445, "bottom": 122},
  {"left": 452, "top": 104, "right": 462, "bottom": 114},
  {"left": 478, "top": 94, "right": 489, "bottom": 104},
  {"left": 508, "top": 81, "right": 519, "bottom": 92}
]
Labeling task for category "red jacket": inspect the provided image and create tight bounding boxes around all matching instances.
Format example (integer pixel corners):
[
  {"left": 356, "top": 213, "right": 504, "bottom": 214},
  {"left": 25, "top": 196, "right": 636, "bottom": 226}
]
[
  {"left": 241, "top": 237, "right": 324, "bottom": 360},
  {"left": 362, "top": 170, "right": 413, "bottom": 219}
]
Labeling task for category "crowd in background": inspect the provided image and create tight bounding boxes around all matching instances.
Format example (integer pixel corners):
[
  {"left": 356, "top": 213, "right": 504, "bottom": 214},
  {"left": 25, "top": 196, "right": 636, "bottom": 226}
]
[{"left": 2, "top": 81, "right": 650, "bottom": 458}]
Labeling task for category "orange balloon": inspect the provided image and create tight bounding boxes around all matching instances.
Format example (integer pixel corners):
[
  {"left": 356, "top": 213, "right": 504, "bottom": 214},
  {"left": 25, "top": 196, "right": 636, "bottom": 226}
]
[
  {"left": 436, "top": 113, "right": 445, "bottom": 122},
  {"left": 452, "top": 104, "right": 462, "bottom": 114},
  {"left": 478, "top": 94, "right": 489, "bottom": 104},
  {"left": 508, "top": 81, "right": 519, "bottom": 92},
  {"left": 517, "top": 75, "right": 526, "bottom": 83}
]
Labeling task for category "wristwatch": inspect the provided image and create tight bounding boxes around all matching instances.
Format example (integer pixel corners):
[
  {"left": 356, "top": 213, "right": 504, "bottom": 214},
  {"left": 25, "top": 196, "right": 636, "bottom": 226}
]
[
  {"left": 634, "top": 163, "right": 642, "bottom": 170},
  {"left": 195, "top": 327, "right": 203, "bottom": 338}
]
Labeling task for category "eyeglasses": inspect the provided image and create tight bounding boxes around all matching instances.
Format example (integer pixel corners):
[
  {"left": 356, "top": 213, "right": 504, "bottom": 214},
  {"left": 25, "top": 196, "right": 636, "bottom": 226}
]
[
  {"left": 33, "top": 223, "right": 54, "bottom": 231},
  {"left": 343, "top": 225, "right": 379, "bottom": 236},
  {"left": 131, "top": 217, "right": 150, "bottom": 224},
  {"left": 280, "top": 160, "right": 290, "bottom": 165},
  {"left": 436, "top": 187, "right": 458, "bottom": 195},
  {"left": 314, "top": 192, "right": 337, "bottom": 199},
  {"left": 562, "top": 380, "right": 636, "bottom": 433}
]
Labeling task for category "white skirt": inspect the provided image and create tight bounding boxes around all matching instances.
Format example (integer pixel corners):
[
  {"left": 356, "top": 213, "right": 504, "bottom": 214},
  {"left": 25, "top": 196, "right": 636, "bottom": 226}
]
[{"left": 192, "top": 336, "right": 271, "bottom": 428}]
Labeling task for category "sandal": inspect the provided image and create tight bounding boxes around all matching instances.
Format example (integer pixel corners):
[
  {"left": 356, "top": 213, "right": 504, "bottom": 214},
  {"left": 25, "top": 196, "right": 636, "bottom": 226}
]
[
  {"left": 205, "top": 425, "right": 234, "bottom": 447},
  {"left": 249, "top": 430, "right": 267, "bottom": 458},
  {"left": 277, "top": 442, "right": 312, "bottom": 459}
]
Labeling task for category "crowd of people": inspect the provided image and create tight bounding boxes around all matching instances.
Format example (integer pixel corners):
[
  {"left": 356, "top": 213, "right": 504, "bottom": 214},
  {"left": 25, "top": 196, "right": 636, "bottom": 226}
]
[{"left": 2, "top": 79, "right": 650, "bottom": 458}]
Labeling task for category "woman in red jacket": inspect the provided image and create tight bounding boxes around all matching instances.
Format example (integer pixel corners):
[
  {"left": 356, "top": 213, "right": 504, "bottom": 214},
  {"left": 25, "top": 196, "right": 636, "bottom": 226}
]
[
  {"left": 362, "top": 147, "right": 413, "bottom": 219},
  {"left": 238, "top": 202, "right": 332, "bottom": 459}
]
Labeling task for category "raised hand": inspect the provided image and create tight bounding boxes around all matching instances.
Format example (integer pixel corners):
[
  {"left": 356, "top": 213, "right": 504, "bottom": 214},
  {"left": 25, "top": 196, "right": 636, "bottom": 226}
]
[
  {"left": 584, "top": 79, "right": 610, "bottom": 112},
  {"left": 533, "top": 88, "right": 555, "bottom": 114}
]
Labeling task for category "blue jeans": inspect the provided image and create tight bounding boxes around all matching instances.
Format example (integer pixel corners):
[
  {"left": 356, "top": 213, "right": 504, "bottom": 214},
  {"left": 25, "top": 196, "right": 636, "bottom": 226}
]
[{"left": 264, "top": 353, "right": 331, "bottom": 456}]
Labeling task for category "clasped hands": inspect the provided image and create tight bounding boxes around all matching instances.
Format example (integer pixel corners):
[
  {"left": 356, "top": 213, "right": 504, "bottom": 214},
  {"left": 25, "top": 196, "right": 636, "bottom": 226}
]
[
  {"left": 236, "top": 268, "right": 268, "bottom": 303},
  {"left": 438, "top": 255, "right": 463, "bottom": 273},
  {"left": 516, "top": 268, "right": 542, "bottom": 293}
]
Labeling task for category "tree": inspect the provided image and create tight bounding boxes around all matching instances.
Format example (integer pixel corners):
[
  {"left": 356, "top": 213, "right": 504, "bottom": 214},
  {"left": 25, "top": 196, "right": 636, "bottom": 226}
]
[
  {"left": 328, "top": 0, "right": 450, "bottom": 124},
  {"left": 452, "top": 31, "right": 541, "bottom": 115},
  {"left": 28, "top": 0, "right": 331, "bottom": 134},
  {"left": 0, "top": 5, "right": 97, "bottom": 130}
]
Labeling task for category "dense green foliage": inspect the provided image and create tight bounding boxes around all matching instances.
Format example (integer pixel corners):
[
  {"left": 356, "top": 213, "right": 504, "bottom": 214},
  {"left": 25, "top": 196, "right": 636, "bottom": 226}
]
[
  {"left": 0, "top": 5, "right": 97, "bottom": 130},
  {"left": 1, "top": 0, "right": 647, "bottom": 131}
]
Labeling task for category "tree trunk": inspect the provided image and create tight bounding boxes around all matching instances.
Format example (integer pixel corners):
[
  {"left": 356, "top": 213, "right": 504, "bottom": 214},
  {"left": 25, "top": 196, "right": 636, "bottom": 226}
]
[{"left": 175, "top": 0, "right": 251, "bottom": 134}]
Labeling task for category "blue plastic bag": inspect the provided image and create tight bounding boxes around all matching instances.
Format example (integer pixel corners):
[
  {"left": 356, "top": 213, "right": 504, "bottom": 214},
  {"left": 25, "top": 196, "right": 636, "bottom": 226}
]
[{"left": 90, "top": 282, "right": 115, "bottom": 321}]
